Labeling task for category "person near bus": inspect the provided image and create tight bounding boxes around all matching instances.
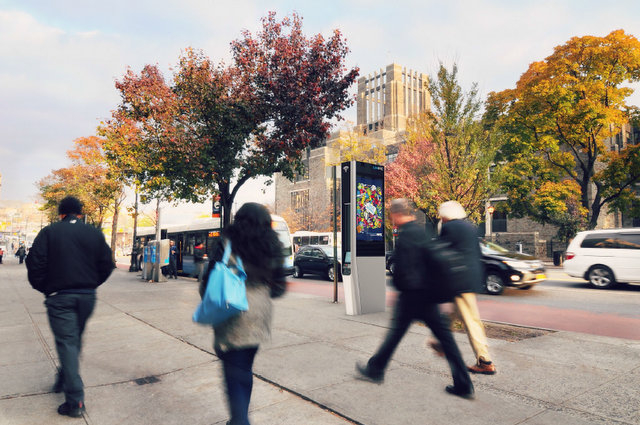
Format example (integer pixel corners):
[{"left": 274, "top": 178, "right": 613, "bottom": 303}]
[
  {"left": 167, "top": 240, "right": 178, "bottom": 279},
  {"left": 194, "top": 240, "right": 206, "bottom": 282},
  {"left": 26, "top": 196, "right": 114, "bottom": 418},
  {"left": 199, "top": 203, "right": 286, "bottom": 425}
]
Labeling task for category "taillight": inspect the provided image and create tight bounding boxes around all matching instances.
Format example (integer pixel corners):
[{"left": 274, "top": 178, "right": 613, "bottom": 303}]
[{"left": 565, "top": 252, "right": 575, "bottom": 260}]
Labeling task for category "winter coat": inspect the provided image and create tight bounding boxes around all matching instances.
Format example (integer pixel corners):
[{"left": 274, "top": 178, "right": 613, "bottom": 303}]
[
  {"left": 392, "top": 220, "right": 434, "bottom": 292},
  {"left": 26, "top": 215, "right": 114, "bottom": 295},
  {"left": 199, "top": 239, "right": 286, "bottom": 352},
  {"left": 439, "top": 219, "right": 484, "bottom": 294}
]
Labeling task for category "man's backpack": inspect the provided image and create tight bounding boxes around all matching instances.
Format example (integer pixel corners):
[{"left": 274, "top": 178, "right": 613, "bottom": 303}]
[{"left": 424, "top": 241, "right": 469, "bottom": 303}]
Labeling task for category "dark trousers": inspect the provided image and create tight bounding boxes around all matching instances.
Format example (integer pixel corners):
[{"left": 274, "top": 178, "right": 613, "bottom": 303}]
[
  {"left": 216, "top": 346, "right": 259, "bottom": 425},
  {"left": 168, "top": 258, "right": 178, "bottom": 278},
  {"left": 45, "top": 292, "right": 96, "bottom": 405},
  {"left": 368, "top": 291, "right": 473, "bottom": 392}
]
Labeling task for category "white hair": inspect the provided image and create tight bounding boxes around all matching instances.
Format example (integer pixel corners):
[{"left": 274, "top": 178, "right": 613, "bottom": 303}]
[{"left": 438, "top": 201, "right": 467, "bottom": 220}]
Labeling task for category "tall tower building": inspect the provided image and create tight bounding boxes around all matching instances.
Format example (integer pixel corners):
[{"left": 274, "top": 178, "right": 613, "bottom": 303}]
[
  {"left": 356, "top": 64, "right": 430, "bottom": 144},
  {"left": 274, "top": 64, "right": 430, "bottom": 232}
]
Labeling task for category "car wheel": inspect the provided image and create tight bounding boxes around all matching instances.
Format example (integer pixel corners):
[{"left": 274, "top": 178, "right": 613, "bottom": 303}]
[
  {"left": 485, "top": 272, "right": 505, "bottom": 295},
  {"left": 293, "top": 265, "right": 303, "bottom": 278},
  {"left": 389, "top": 262, "right": 395, "bottom": 275},
  {"left": 327, "top": 266, "right": 335, "bottom": 282},
  {"left": 588, "top": 266, "right": 615, "bottom": 289},
  {"left": 519, "top": 285, "right": 533, "bottom": 290}
]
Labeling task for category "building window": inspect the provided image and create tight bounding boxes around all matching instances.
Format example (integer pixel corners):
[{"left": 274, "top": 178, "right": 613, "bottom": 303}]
[
  {"left": 291, "top": 190, "right": 310, "bottom": 229},
  {"left": 492, "top": 211, "right": 507, "bottom": 233}
]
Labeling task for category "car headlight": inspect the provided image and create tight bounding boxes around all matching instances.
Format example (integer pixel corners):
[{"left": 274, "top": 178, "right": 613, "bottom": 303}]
[{"left": 503, "top": 260, "right": 529, "bottom": 270}]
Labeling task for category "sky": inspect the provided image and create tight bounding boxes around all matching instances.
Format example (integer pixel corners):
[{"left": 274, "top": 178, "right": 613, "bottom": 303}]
[{"left": 1, "top": 0, "right": 639, "bottom": 222}]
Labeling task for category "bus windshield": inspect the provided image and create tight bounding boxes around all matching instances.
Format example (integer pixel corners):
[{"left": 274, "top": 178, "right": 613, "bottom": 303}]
[{"left": 272, "top": 220, "right": 293, "bottom": 256}]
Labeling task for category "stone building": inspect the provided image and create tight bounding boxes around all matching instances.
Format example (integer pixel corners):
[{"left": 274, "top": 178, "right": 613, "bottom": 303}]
[{"left": 274, "top": 64, "right": 430, "bottom": 231}]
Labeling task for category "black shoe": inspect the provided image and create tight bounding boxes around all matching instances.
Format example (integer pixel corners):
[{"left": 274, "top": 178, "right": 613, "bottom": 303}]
[
  {"left": 445, "top": 385, "right": 475, "bottom": 400},
  {"left": 355, "top": 361, "right": 384, "bottom": 384},
  {"left": 57, "top": 401, "right": 85, "bottom": 418}
]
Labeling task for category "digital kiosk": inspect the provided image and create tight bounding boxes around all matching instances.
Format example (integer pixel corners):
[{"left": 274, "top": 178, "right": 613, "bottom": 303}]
[{"left": 341, "top": 161, "right": 386, "bottom": 315}]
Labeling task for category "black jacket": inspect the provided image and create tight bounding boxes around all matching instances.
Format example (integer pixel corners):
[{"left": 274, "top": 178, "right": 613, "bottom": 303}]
[
  {"left": 392, "top": 220, "right": 434, "bottom": 292},
  {"left": 439, "top": 219, "right": 483, "bottom": 294},
  {"left": 26, "top": 215, "right": 115, "bottom": 295}
]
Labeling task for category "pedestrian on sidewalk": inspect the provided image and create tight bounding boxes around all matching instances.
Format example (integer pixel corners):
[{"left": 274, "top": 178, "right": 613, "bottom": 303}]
[
  {"left": 168, "top": 240, "right": 178, "bottom": 279},
  {"left": 16, "top": 244, "right": 26, "bottom": 264},
  {"left": 433, "top": 200, "right": 496, "bottom": 375},
  {"left": 25, "top": 196, "right": 114, "bottom": 418},
  {"left": 194, "top": 240, "right": 206, "bottom": 281},
  {"left": 0, "top": 246, "right": 4, "bottom": 264},
  {"left": 356, "top": 198, "right": 474, "bottom": 399},
  {"left": 199, "top": 203, "right": 286, "bottom": 425}
]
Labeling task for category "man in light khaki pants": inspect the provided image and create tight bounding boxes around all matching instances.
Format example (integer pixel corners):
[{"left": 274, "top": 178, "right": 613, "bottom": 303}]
[{"left": 434, "top": 201, "right": 496, "bottom": 375}]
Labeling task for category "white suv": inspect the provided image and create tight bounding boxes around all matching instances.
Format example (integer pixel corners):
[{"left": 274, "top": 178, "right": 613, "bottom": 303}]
[{"left": 564, "top": 229, "right": 640, "bottom": 289}]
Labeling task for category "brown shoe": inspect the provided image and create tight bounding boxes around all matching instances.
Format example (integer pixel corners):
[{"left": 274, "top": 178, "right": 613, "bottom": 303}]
[{"left": 468, "top": 361, "right": 496, "bottom": 375}]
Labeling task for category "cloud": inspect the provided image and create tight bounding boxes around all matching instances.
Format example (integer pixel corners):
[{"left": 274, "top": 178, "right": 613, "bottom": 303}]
[{"left": 1, "top": 1, "right": 640, "bottom": 204}]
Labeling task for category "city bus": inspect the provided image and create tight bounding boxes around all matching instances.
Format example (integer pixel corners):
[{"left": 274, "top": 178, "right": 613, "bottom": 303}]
[
  {"left": 135, "top": 214, "right": 294, "bottom": 277},
  {"left": 292, "top": 231, "right": 341, "bottom": 250}
]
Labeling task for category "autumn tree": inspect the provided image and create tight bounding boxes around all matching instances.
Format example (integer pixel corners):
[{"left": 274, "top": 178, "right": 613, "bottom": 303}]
[
  {"left": 38, "top": 136, "right": 124, "bottom": 243},
  {"left": 103, "top": 12, "right": 358, "bottom": 227},
  {"left": 487, "top": 30, "right": 640, "bottom": 231},
  {"left": 325, "top": 127, "right": 387, "bottom": 166},
  {"left": 386, "top": 63, "right": 501, "bottom": 223}
]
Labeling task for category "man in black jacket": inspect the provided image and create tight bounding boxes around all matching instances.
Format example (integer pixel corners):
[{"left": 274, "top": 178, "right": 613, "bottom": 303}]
[
  {"left": 26, "top": 196, "right": 114, "bottom": 418},
  {"left": 356, "top": 198, "right": 474, "bottom": 399}
]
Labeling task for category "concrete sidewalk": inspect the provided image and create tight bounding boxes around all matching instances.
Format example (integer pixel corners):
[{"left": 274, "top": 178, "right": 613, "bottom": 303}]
[{"left": 1, "top": 260, "right": 639, "bottom": 425}]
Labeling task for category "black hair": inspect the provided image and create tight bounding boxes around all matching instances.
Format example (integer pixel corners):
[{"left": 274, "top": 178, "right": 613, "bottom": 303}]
[
  {"left": 58, "top": 196, "right": 83, "bottom": 215},
  {"left": 224, "top": 203, "right": 282, "bottom": 273}
]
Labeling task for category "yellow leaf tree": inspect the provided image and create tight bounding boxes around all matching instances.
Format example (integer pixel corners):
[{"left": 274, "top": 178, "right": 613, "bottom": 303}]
[{"left": 487, "top": 29, "right": 640, "bottom": 231}]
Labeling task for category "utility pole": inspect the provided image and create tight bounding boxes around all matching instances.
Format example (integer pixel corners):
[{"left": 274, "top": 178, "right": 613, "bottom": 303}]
[
  {"left": 332, "top": 165, "right": 339, "bottom": 303},
  {"left": 129, "top": 189, "right": 139, "bottom": 272},
  {"left": 152, "top": 197, "right": 161, "bottom": 282}
]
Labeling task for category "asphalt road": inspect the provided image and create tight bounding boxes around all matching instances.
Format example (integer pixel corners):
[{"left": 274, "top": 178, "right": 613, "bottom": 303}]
[{"left": 287, "top": 268, "right": 640, "bottom": 340}]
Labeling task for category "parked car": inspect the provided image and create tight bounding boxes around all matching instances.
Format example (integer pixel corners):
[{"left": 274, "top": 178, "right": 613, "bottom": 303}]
[
  {"left": 564, "top": 229, "right": 640, "bottom": 289},
  {"left": 385, "top": 240, "right": 546, "bottom": 295},
  {"left": 293, "top": 245, "right": 341, "bottom": 281},
  {"left": 480, "top": 240, "right": 546, "bottom": 295}
]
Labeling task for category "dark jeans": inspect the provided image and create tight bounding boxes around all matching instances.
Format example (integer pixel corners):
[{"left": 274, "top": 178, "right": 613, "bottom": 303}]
[
  {"left": 168, "top": 258, "right": 178, "bottom": 278},
  {"left": 215, "top": 346, "right": 259, "bottom": 425},
  {"left": 368, "top": 291, "right": 473, "bottom": 392},
  {"left": 45, "top": 292, "right": 96, "bottom": 405}
]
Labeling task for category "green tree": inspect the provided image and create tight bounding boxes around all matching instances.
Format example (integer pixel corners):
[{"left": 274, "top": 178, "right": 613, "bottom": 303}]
[
  {"left": 386, "top": 63, "right": 501, "bottom": 223},
  {"left": 487, "top": 30, "right": 640, "bottom": 232}
]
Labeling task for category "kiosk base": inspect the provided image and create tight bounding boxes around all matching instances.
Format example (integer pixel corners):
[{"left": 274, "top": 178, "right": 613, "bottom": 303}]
[{"left": 343, "top": 257, "right": 386, "bottom": 315}]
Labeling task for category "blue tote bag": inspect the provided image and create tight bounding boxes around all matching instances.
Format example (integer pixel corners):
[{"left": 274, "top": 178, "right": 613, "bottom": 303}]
[{"left": 192, "top": 241, "right": 248, "bottom": 325}]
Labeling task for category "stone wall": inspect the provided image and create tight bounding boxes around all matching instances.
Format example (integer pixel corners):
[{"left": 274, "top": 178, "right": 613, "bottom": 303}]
[{"left": 486, "top": 232, "right": 548, "bottom": 259}]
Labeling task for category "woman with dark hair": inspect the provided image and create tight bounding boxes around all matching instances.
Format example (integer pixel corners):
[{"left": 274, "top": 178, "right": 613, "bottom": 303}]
[{"left": 200, "top": 202, "right": 286, "bottom": 425}]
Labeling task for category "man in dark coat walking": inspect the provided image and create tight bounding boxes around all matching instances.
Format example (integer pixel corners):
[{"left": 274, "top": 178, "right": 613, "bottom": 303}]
[
  {"left": 26, "top": 196, "right": 114, "bottom": 418},
  {"left": 355, "top": 198, "right": 474, "bottom": 399}
]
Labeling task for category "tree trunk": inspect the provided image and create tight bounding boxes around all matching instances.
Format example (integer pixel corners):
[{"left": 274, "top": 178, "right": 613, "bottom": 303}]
[{"left": 110, "top": 203, "right": 119, "bottom": 264}]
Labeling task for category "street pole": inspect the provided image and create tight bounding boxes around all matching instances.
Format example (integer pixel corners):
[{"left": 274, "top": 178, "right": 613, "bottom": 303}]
[
  {"left": 153, "top": 198, "right": 161, "bottom": 282},
  {"left": 332, "top": 165, "right": 338, "bottom": 303},
  {"left": 129, "top": 189, "right": 139, "bottom": 272}
]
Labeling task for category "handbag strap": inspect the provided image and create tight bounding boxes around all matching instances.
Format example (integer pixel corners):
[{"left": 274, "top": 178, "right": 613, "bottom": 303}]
[{"left": 222, "top": 240, "right": 232, "bottom": 265}]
